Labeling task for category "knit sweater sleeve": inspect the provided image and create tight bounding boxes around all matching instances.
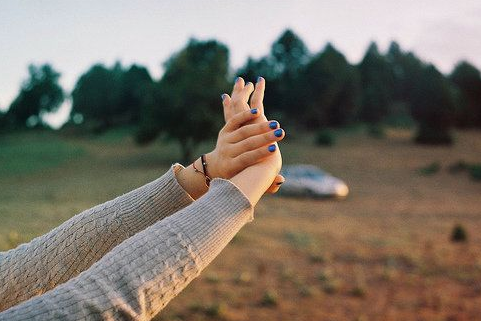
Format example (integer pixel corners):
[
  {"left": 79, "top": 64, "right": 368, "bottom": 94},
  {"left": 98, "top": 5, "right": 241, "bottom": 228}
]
[
  {"left": 0, "top": 178, "right": 254, "bottom": 321},
  {"left": 0, "top": 164, "right": 194, "bottom": 312}
]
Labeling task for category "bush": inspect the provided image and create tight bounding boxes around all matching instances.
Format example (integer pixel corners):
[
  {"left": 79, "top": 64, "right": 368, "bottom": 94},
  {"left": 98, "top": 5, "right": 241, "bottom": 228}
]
[
  {"left": 315, "top": 129, "right": 335, "bottom": 146},
  {"left": 367, "top": 124, "right": 385, "bottom": 139},
  {"left": 451, "top": 224, "right": 467, "bottom": 242},
  {"left": 469, "top": 164, "right": 481, "bottom": 181},
  {"left": 418, "top": 162, "right": 441, "bottom": 175},
  {"left": 261, "top": 290, "right": 278, "bottom": 307},
  {"left": 415, "top": 125, "right": 453, "bottom": 145}
]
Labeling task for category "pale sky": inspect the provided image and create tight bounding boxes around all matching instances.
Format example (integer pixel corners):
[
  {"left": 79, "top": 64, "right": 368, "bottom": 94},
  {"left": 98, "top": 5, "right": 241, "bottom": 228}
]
[{"left": 1, "top": 0, "right": 481, "bottom": 127}]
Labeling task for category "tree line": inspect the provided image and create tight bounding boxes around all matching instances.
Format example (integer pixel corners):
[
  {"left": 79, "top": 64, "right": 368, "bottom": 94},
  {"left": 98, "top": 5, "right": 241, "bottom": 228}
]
[{"left": 1, "top": 29, "right": 481, "bottom": 160}]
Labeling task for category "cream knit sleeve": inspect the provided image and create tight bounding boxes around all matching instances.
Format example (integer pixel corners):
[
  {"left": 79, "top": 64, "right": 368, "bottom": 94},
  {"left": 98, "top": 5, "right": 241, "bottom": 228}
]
[
  {"left": 0, "top": 164, "right": 194, "bottom": 312},
  {"left": 0, "top": 178, "right": 254, "bottom": 320}
]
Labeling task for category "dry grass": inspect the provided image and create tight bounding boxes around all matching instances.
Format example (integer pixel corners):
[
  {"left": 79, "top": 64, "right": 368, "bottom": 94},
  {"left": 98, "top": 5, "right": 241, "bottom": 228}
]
[{"left": 1, "top": 128, "right": 481, "bottom": 320}]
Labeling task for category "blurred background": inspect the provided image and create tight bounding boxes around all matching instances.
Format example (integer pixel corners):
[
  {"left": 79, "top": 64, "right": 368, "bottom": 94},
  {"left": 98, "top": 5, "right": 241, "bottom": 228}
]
[{"left": 1, "top": 1, "right": 481, "bottom": 320}]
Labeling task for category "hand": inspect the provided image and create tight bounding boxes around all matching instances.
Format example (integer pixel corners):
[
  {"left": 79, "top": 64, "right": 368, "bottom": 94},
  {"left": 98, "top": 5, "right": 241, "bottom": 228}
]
[
  {"left": 221, "top": 77, "right": 285, "bottom": 194},
  {"left": 205, "top": 108, "right": 285, "bottom": 179}
]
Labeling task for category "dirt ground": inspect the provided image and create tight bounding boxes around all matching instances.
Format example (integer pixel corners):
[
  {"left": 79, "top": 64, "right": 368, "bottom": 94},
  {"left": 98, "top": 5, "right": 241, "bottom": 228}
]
[{"left": 1, "top": 129, "right": 480, "bottom": 320}]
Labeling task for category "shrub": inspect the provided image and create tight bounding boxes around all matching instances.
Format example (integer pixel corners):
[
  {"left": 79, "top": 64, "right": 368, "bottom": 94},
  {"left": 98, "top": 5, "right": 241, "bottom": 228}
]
[
  {"left": 451, "top": 224, "right": 467, "bottom": 242},
  {"left": 469, "top": 164, "right": 481, "bottom": 181},
  {"left": 367, "top": 124, "right": 385, "bottom": 139},
  {"left": 418, "top": 162, "right": 441, "bottom": 175},
  {"left": 415, "top": 125, "right": 453, "bottom": 145},
  {"left": 315, "top": 129, "right": 335, "bottom": 146},
  {"left": 261, "top": 290, "right": 278, "bottom": 307}
]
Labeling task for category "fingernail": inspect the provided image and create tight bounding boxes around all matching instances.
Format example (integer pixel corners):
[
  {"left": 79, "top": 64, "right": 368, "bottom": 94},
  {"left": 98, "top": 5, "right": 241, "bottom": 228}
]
[
  {"left": 257, "top": 76, "right": 263, "bottom": 83},
  {"left": 274, "top": 129, "right": 283, "bottom": 137},
  {"left": 268, "top": 144, "right": 276, "bottom": 152},
  {"left": 276, "top": 181, "right": 284, "bottom": 186},
  {"left": 235, "top": 77, "right": 240, "bottom": 83},
  {"left": 250, "top": 108, "right": 258, "bottom": 114},
  {"left": 246, "top": 82, "right": 252, "bottom": 87},
  {"left": 221, "top": 94, "right": 226, "bottom": 100},
  {"left": 269, "top": 121, "right": 278, "bottom": 129}
]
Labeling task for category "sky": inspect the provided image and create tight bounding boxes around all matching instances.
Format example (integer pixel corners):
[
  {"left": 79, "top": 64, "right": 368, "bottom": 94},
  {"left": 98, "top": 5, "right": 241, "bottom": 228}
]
[{"left": 1, "top": 0, "right": 481, "bottom": 127}]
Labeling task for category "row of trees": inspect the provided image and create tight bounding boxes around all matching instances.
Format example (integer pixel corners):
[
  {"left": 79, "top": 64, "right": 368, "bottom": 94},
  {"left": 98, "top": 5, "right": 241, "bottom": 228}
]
[{"left": 2, "top": 29, "right": 481, "bottom": 159}]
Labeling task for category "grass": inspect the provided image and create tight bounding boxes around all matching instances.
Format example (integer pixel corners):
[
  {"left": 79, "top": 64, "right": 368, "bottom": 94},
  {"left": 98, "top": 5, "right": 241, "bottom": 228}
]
[{"left": 1, "top": 128, "right": 481, "bottom": 320}]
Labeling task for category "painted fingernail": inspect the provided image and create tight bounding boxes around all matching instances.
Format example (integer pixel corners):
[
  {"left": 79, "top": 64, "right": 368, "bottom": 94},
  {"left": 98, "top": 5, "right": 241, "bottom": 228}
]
[
  {"left": 235, "top": 77, "right": 240, "bottom": 83},
  {"left": 257, "top": 76, "right": 263, "bottom": 83},
  {"left": 274, "top": 129, "right": 283, "bottom": 137},
  {"left": 276, "top": 181, "right": 284, "bottom": 186},
  {"left": 246, "top": 82, "right": 252, "bottom": 87},
  {"left": 268, "top": 144, "right": 276, "bottom": 152},
  {"left": 269, "top": 121, "right": 278, "bottom": 129},
  {"left": 221, "top": 94, "right": 227, "bottom": 100},
  {"left": 251, "top": 108, "right": 258, "bottom": 114}
]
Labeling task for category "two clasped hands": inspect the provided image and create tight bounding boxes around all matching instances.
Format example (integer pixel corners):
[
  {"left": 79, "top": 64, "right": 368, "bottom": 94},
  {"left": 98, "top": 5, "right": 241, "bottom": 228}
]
[{"left": 176, "top": 76, "right": 285, "bottom": 205}]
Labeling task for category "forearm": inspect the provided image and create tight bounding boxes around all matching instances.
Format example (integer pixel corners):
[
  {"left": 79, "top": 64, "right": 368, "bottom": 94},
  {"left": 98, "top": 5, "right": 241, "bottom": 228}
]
[
  {"left": 0, "top": 164, "right": 194, "bottom": 312},
  {"left": 0, "top": 178, "right": 253, "bottom": 320}
]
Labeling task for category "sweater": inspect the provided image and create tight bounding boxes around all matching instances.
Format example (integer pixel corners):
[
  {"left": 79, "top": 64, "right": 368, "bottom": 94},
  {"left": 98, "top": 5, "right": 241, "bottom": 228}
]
[{"left": 0, "top": 164, "right": 254, "bottom": 320}]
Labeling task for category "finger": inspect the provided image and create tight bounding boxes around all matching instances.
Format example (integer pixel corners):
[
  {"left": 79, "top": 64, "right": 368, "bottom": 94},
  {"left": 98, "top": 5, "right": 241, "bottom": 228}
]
[
  {"left": 250, "top": 77, "right": 265, "bottom": 113},
  {"left": 265, "top": 174, "right": 285, "bottom": 194},
  {"left": 241, "top": 81, "right": 255, "bottom": 104},
  {"left": 230, "top": 76, "right": 245, "bottom": 101},
  {"left": 229, "top": 120, "right": 279, "bottom": 143},
  {"left": 224, "top": 108, "right": 261, "bottom": 132},
  {"left": 221, "top": 93, "right": 232, "bottom": 122},
  {"left": 231, "top": 128, "right": 285, "bottom": 157},
  {"left": 233, "top": 143, "right": 279, "bottom": 170}
]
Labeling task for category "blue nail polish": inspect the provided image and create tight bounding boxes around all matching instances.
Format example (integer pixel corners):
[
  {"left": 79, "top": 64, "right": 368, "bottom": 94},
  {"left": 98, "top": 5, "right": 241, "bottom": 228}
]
[
  {"left": 221, "top": 94, "right": 226, "bottom": 100},
  {"left": 269, "top": 121, "right": 278, "bottom": 129},
  {"left": 250, "top": 108, "right": 258, "bottom": 114},
  {"left": 235, "top": 77, "right": 240, "bottom": 83},
  {"left": 274, "top": 129, "right": 283, "bottom": 137},
  {"left": 246, "top": 82, "right": 252, "bottom": 87},
  {"left": 268, "top": 144, "right": 276, "bottom": 152},
  {"left": 257, "top": 76, "right": 263, "bottom": 83}
]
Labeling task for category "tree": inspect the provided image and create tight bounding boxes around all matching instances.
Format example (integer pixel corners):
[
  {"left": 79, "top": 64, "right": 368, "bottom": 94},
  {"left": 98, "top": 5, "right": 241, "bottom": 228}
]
[
  {"left": 118, "top": 65, "right": 154, "bottom": 124},
  {"left": 299, "top": 43, "right": 361, "bottom": 128},
  {"left": 358, "top": 42, "right": 394, "bottom": 123},
  {"left": 268, "top": 29, "right": 310, "bottom": 120},
  {"left": 450, "top": 61, "right": 481, "bottom": 128},
  {"left": 137, "top": 38, "right": 230, "bottom": 163},
  {"left": 411, "top": 65, "right": 455, "bottom": 144},
  {"left": 71, "top": 63, "right": 124, "bottom": 132},
  {"left": 7, "top": 64, "right": 64, "bottom": 128}
]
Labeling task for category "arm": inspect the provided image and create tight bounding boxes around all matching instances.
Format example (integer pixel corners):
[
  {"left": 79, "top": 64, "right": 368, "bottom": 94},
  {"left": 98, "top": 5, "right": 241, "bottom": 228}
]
[
  {"left": 0, "top": 165, "right": 195, "bottom": 312},
  {"left": 0, "top": 178, "right": 254, "bottom": 320}
]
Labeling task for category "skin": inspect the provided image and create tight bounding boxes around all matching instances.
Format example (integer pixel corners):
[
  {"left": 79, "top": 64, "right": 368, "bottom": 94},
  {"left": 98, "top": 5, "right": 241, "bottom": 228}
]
[{"left": 175, "top": 77, "right": 285, "bottom": 204}]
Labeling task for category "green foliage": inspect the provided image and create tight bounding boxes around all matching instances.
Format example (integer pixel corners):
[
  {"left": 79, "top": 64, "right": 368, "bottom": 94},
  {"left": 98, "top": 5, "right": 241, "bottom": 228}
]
[
  {"left": 469, "top": 164, "right": 481, "bottom": 181},
  {"left": 367, "top": 124, "right": 385, "bottom": 139},
  {"left": 451, "top": 224, "right": 467, "bottom": 242},
  {"left": 300, "top": 43, "right": 361, "bottom": 128},
  {"left": 7, "top": 64, "right": 64, "bottom": 128},
  {"left": 71, "top": 62, "right": 153, "bottom": 133},
  {"left": 418, "top": 162, "right": 441, "bottom": 176},
  {"left": 358, "top": 42, "right": 395, "bottom": 124},
  {"left": 315, "top": 129, "right": 336, "bottom": 146},
  {"left": 261, "top": 290, "right": 279, "bottom": 307},
  {"left": 410, "top": 65, "right": 455, "bottom": 145},
  {"left": 138, "top": 38, "right": 229, "bottom": 163},
  {"left": 450, "top": 61, "right": 481, "bottom": 128}
]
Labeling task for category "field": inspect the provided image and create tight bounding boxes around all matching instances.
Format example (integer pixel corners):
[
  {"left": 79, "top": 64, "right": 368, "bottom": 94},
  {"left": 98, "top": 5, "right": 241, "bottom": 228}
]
[{"left": 1, "top": 128, "right": 480, "bottom": 320}]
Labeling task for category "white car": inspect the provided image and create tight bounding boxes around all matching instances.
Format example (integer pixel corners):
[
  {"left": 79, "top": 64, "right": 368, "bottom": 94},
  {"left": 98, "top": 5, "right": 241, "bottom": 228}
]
[{"left": 279, "top": 165, "right": 349, "bottom": 198}]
